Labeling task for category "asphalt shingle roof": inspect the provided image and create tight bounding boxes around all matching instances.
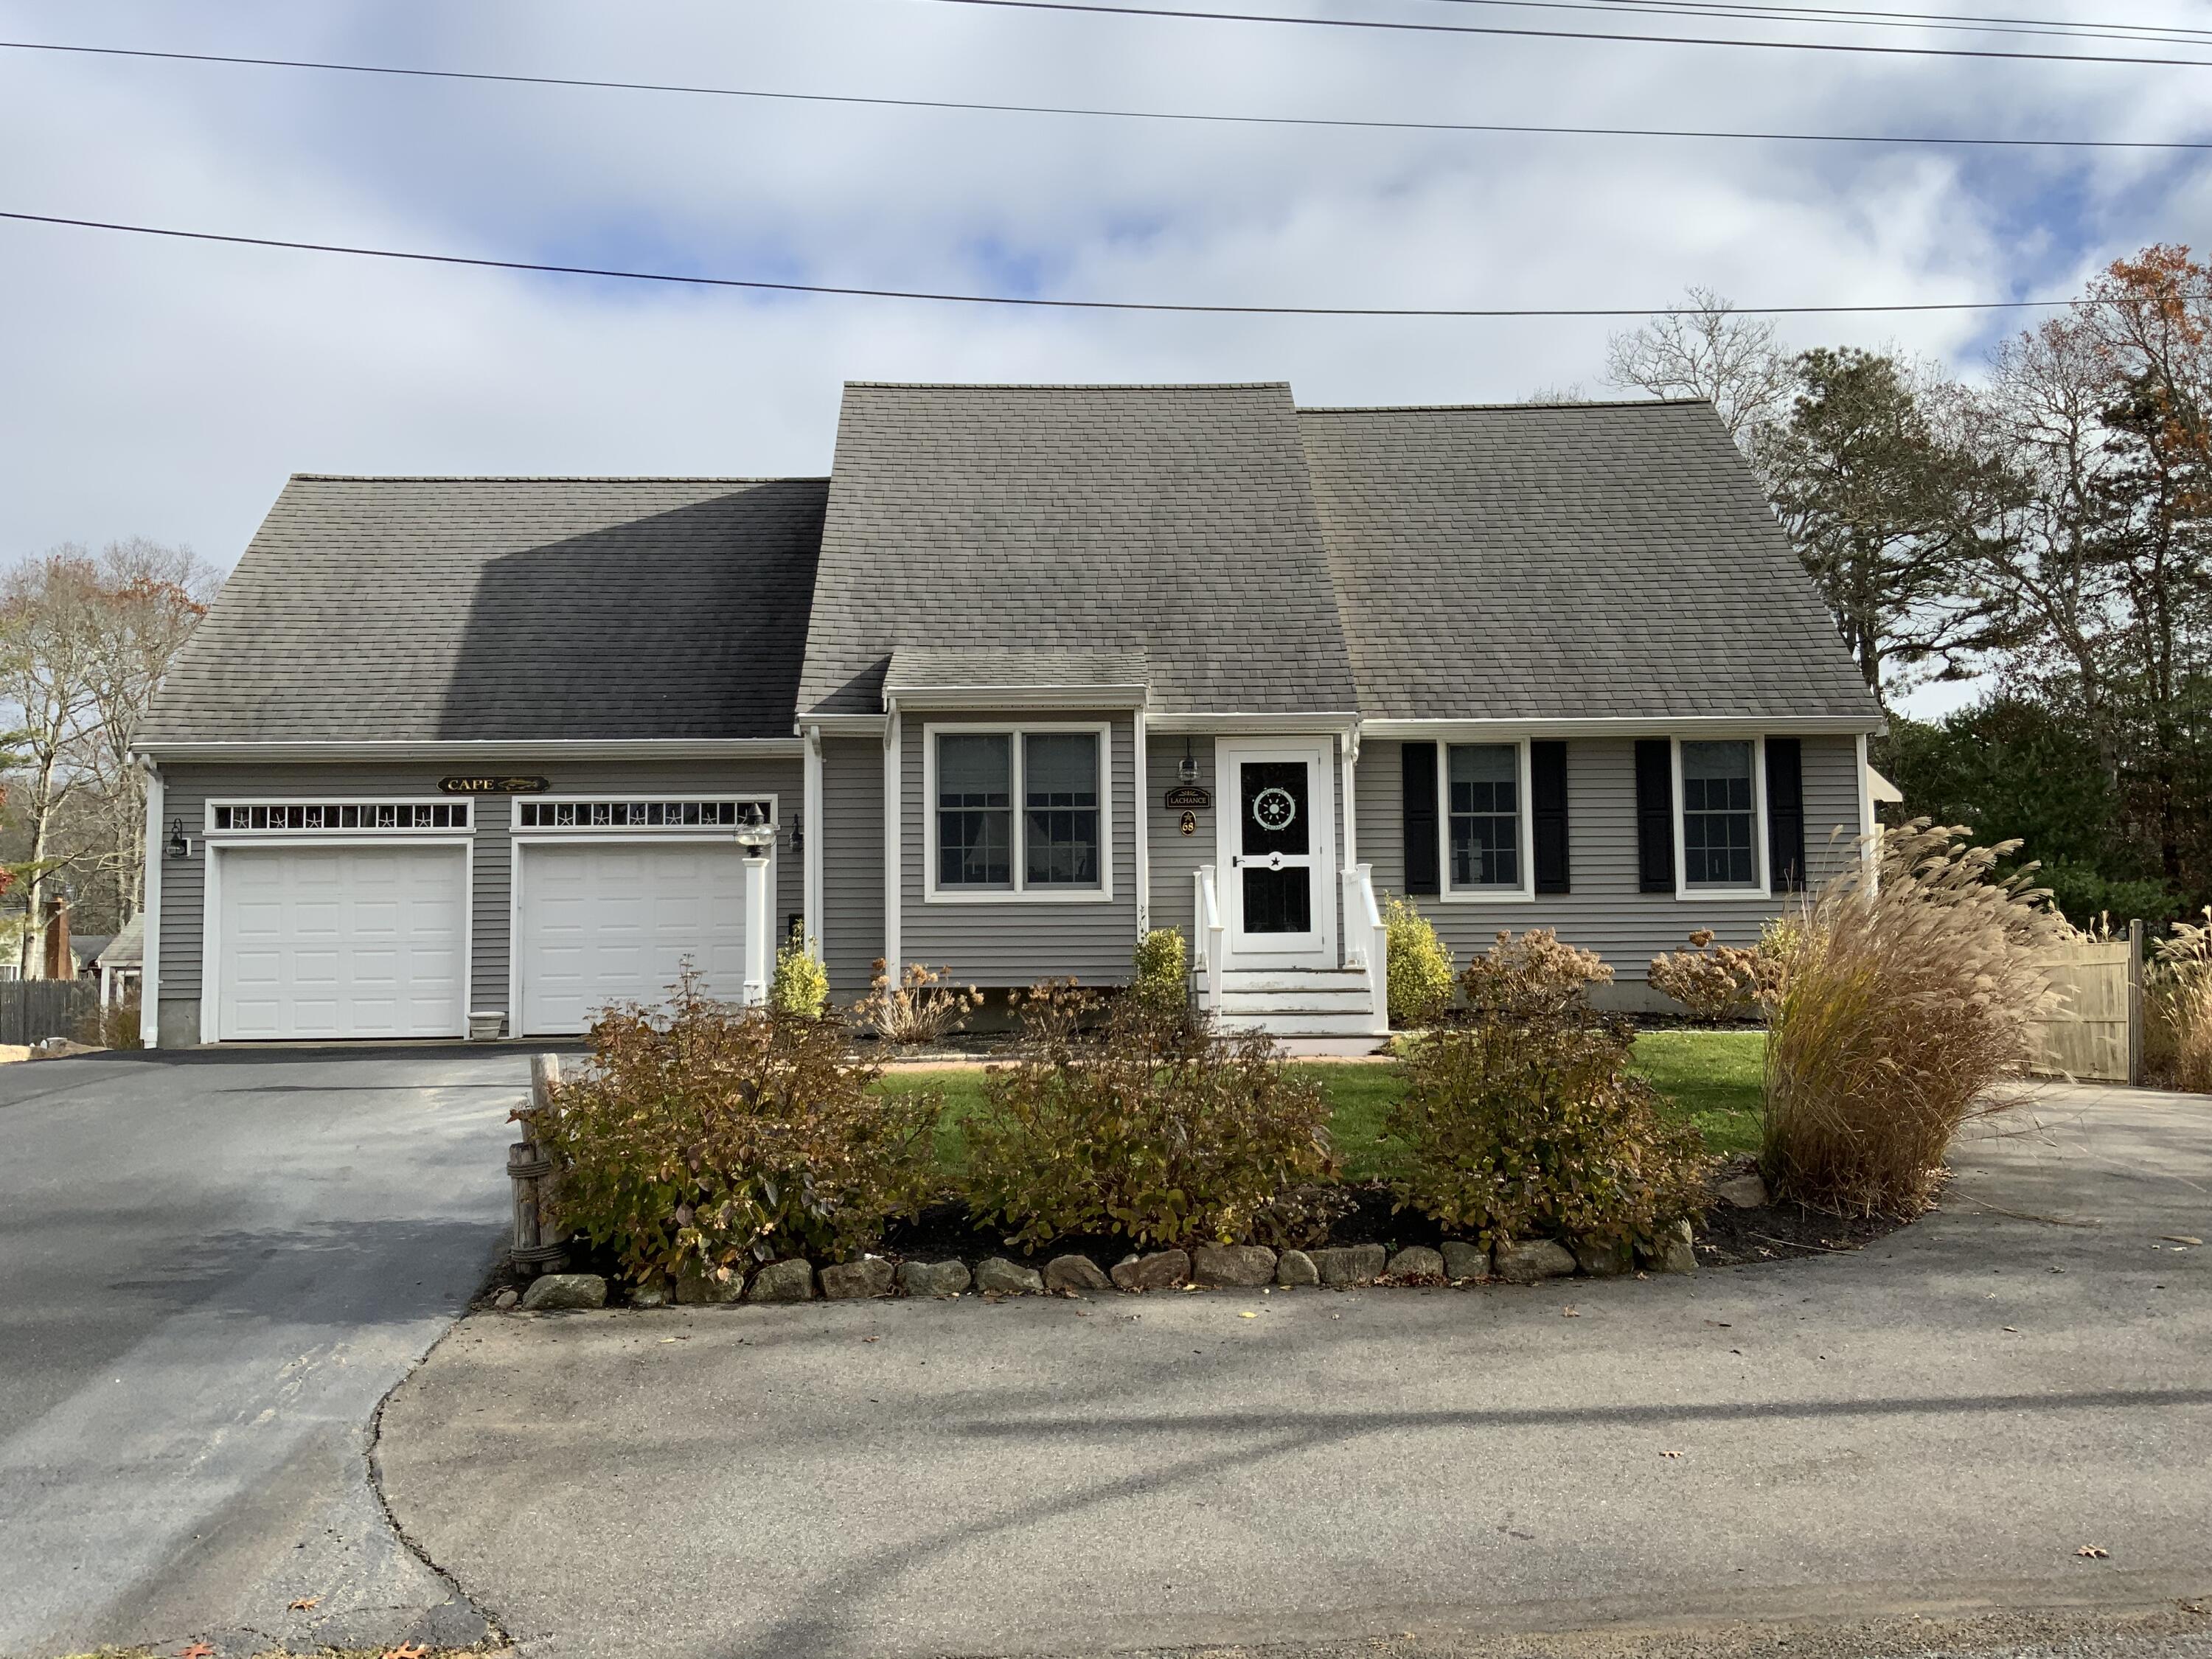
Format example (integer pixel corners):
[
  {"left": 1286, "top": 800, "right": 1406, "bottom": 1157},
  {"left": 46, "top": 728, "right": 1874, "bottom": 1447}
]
[
  {"left": 883, "top": 647, "right": 1152, "bottom": 700},
  {"left": 1298, "top": 400, "right": 1880, "bottom": 722},
  {"left": 142, "top": 476, "right": 826, "bottom": 743},
  {"left": 796, "top": 383, "right": 1361, "bottom": 718}
]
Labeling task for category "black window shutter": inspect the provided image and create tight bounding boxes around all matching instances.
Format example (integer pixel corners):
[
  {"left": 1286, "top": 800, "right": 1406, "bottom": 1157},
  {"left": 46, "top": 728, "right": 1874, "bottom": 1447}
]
[
  {"left": 1531, "top": 740, "right": 1570, "bottom": 894},
  {"left": 1766, "top": 737, "right": 1806, "bottom": 893},
  {"left": 1402, "top": 741, "right": 1439, "bottom": 897},
  {"left": 1634, "top": 739, "right": 1675, "bottom": 893}
]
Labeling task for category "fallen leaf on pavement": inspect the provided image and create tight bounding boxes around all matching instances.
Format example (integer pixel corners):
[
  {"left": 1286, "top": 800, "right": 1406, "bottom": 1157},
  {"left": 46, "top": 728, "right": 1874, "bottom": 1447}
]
[
  {"left": 2003, "top": 1326, "right": 2020, "bottom": 1332},
  {"left": 1703, "top": 1320, "right": 1732, "bottom": 1328},
  {"left": 1238, "top": 1311, "right": 1257, "bottom": 1319},
  {"left": 1660, "top": 1450, "right": 1683, "bottom": 1458},
  {"left": 2076, "top": 1545, "right": 2109, "bottom": 1559},
  {"left": 861, "top": 1336, "right": 879, "bottom": 1343},
  {"left": 288, "top": 1595, "right": 321, "bottom": 1610},
  {"left": 2163, "top": 1235, "right": 2202, "bottom": 1246},
  {"left": 179, "top": 1645, "right": 215, "bottom": 1658},
  {"left": 1562, "top": 1307, "right": 1581, "bottom": 1318},
  {"left": 383, "top": 1645, "right": 429, "bottom": 1659}
]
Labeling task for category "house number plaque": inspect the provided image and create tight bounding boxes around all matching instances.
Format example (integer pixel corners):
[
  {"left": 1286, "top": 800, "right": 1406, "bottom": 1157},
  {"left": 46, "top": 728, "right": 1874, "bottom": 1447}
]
[
  {"left": 439, "top": 776, "right": 551, "bottom": 794},
  {"left": 1179, "top": 810, "right": 1198, "bottom": 837}
]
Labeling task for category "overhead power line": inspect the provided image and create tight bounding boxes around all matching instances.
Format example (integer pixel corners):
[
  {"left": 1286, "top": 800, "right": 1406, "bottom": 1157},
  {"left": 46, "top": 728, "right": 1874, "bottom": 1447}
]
[
  {"left": 3, "top": 40, "right": 2205, "bottom": 152},
  {"left": 0, "top": 209, "right": 2087, "bottom": 318},
  {"left": 1444, "top": 0, "right": 2212, "bottom": 46},
  {"left": 904, "top": 0, "right": 2212, "bottom": 67}
]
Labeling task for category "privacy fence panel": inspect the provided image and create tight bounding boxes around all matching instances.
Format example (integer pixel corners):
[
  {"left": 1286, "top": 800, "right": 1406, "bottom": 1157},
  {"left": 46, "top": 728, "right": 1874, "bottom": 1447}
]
[
  {"left": 0, "top": 981, "right": 99, "bottom": 1046},
  {"left": 2028, "top": 928, "right": 2142, "bottom": 1085}
]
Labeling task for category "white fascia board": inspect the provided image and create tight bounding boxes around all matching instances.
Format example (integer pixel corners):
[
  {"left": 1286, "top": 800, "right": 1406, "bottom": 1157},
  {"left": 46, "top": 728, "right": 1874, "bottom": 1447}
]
[
  {"left": 1144, "top": 712, "right": 1360, "bottom": 734},
  {"left": 132, "top": 738, "right": 807, "bottom": 762},
  {"left": 1358, "top": 715, "right": 1883, "bottom": 740},
  {"left": 804, "top": 714, "right": 891, "bottom": 737},
  {"left": 884, "top": 685, "right": 1149, "bottom": 712}
]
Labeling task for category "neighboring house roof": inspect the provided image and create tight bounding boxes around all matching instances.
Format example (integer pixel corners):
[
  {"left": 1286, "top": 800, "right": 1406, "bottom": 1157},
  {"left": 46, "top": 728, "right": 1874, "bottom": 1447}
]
[
  {"left": 71, "top": 933, "right": 115, "bottom": 967},
  {"left": 883, "top": 647, "right": 1152, "bottom": 705},
  {"left": 141, "top": 476, "right": 827, "bottom": 744},
  {"left": 97, "top": 915, "right": 143, "bottom": 968},
  {"left": 1301, "top": 400, "right": 1879, "bottom": 723},
  {"left": 797, "top": 383, "right": 1362, "bottom": 719}
]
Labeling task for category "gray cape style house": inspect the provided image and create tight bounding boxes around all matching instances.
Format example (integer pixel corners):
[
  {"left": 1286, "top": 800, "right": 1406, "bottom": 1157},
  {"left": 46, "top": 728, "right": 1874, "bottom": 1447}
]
[{"left": 132, "top": 381, "right": 1882, "bottom": 1052}]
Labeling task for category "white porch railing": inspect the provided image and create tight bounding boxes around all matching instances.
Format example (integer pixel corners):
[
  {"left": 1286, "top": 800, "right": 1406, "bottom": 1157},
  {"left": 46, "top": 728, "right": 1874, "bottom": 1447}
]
[
  {"left": 1193, "top": 864, "right": 1225, "bottom": 1013},
  {"left": 1342, "top": 862, "right": 1388, "bottom": 1031}
]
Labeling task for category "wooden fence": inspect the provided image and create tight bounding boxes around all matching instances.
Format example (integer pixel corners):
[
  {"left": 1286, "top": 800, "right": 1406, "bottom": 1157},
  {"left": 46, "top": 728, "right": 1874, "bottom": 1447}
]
[
  {"left": 2028, "top": 922, "right": 2143, "bottom": 1085},
  {"left": 0, "top": 980, "right": 100, "bottom": 1046}
]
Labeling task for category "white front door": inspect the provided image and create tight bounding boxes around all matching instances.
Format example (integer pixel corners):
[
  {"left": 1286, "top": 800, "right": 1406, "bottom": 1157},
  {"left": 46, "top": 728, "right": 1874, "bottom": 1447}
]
[
  {"left": 215, "top": 844, "right": 468, "bottom": 1040},
  {"left": 1215, "top": 739, "right": 1335, "bottom": 968},
  {"left": 515, "top": 841, "right": 753, "bottom": 1036}
]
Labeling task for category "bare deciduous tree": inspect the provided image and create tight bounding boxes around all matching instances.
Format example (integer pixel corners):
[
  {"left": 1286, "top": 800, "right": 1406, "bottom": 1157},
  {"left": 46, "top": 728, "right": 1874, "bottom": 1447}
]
[{"left": 1604, "top": 286, "right": 1795, "bottom": 455}]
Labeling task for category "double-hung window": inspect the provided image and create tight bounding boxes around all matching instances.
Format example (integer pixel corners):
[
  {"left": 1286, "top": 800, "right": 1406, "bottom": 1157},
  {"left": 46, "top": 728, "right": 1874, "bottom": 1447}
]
[
  {"left": 1680, "top": 740, "right": 1759, "bottom": 888},
  {"left": 931, "top": 726, "right": 1108, "bottom": 897},
  {"left": 1446, "top": 743, "right": 1521, "bottom": 891}
]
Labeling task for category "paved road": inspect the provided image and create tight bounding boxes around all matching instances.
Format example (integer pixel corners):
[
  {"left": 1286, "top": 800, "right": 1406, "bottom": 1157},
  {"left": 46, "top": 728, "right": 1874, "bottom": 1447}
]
[
  {"left": 380, "top": 1083, "right": 2212, "bottom": 1659},
  {"left": 0, "top": 1046, "right": 525, "bottom": 1659}
]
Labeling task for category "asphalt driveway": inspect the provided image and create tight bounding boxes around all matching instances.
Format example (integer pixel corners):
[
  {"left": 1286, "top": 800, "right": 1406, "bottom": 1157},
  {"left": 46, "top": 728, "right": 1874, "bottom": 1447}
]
[
  {"left": 0, "top": 1046, "right": 526, "bottom": 1659},
  {"left": 380, "top": 1082, "right": 2212, "bottom": 1659}
]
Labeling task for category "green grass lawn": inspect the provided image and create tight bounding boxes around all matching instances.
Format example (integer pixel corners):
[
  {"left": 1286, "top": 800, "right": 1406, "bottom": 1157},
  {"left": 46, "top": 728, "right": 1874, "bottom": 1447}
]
[{"left": 879, "top": 1028, "right": 1764, "bottom": 1183}]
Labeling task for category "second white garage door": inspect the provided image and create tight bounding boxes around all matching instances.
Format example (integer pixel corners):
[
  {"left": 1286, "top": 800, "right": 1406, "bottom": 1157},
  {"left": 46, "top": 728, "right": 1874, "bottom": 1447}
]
[{"left": 515, "top": 841, "right": 752, "bottom": 1035}]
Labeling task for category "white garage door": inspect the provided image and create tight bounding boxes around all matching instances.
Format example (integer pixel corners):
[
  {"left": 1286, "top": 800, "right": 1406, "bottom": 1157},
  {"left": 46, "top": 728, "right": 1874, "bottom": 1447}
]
[
  {"left": 217, "top": 845, "right": 468, "bottom": 1040},
  {"left": 516, "top": 842, "right": 751, "bottom": 1036}
]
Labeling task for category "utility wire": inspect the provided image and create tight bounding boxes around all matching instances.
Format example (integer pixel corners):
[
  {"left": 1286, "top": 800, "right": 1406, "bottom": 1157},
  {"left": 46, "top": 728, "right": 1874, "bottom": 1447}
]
[
  {"left": 902, "top": 0, "right": 2212, "bottom": 67},
  {"left": 0, "top": 209, "right": 2086, "bottom": 316},
  {"left": 4, "top": 40, "right": 2205, "bottom": 151},
  {"left": 1446, "top": 0, "right": 2212, "bottom": 45}
]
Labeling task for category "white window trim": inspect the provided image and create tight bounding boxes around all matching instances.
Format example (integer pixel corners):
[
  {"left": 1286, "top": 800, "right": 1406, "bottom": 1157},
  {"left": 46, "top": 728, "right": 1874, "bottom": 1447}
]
[
  {"left": 1436, "top": 737, "right": 1535, "bottom": 904},
  {"left": 508, "top": 793, "right": 776, "bottom": 839},
  {"left": 1673, "top": 736, "right": 1769, "bottom": 900},
  {"left": 922, "top": 721, "right": 1114, "bottom": 904},
  {"left": 204, "top": 796, "right": 477, "bottom": 841}
]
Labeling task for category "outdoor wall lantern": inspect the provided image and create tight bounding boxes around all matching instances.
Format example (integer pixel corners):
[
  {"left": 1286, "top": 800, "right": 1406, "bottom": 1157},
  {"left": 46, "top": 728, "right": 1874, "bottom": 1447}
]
[
  {"left": 734, "top": 804, "right": 776, "bottom": 853},
  {"left": 1178, "top": 736, "right": 1200, "bottom": 786},
  {"left": 166, "top": 817, "right": 189, "bottom": 860},
  {"left": 787, "top": 810, "right": 803, "bottom": 852}
]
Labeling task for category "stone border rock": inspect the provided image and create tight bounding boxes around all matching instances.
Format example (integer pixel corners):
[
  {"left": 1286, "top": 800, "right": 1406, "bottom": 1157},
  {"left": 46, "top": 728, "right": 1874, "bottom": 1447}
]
[{"left": 499, "top": 1228, "right": 1695, "bottom": 1314}]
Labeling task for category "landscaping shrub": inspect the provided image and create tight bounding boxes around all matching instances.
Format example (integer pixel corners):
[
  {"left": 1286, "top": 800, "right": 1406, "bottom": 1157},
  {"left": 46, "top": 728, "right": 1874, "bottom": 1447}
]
[
  {"left": 1457, "top": 926, "right": 1612, "bottom": 1022},
  {"left": 75, "top": 989, "right": 144, "bottom": 1050},
  {"left": 1384, "top": 895, "right": 1455, "bottom": 1026},
  {"left": 1761, "top": 821, "right": 2067, "bottom": 1217},
  {"left": 768, "top": 924, "right": 830, "bottom": 1018},
  {"left": 1387, "top": 930, "right": 1706, "bottom": 1253},
  {"left": 2147, "top": 908, "right": 2212, "bottom": 1092},
  {"left": 1130, "top": 927, "right": 1189, "bottom": 1021},
  {"left": 536, "top": 971, "right": 941, "bottom": 1290},
  {"left": 964, "top": 981, "right": 1335, "bottom": 1250},
  {"left": 1648, "top": 929, "right": 1775, "bottom": 1022},
  {"left": 856, "top": 959, "right": 981, "bottom": 1046}
]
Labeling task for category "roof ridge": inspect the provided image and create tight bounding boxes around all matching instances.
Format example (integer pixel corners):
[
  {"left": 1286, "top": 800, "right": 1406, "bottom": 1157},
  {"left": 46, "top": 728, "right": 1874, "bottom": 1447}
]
[
  {"left": 285, "top": 473, "right": 831, "bottom": 484},
  {"left": 841, "top": 380, "right": 1293, "bottom": 392},
  {"left": 1298, "top": 397, "right": 1712, "bottom": 414}
]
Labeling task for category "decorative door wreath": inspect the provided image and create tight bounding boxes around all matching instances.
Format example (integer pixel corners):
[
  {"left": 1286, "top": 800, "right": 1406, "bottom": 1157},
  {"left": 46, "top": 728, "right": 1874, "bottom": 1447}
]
[{"left": 1251, "top": 786, "right": 1298, "bottom": 832}]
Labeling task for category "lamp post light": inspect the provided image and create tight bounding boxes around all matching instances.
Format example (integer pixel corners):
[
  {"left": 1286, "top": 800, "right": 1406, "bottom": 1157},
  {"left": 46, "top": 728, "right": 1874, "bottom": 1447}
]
[{"left": 736, "top": 805, "right": 774, "bottom": 1004}]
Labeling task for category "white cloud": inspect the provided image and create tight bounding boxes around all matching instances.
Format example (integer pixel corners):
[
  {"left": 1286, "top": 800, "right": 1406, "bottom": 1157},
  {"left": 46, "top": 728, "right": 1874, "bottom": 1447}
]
[{"left": 1, "top": 0, "right": 2207, "bottom": 566}]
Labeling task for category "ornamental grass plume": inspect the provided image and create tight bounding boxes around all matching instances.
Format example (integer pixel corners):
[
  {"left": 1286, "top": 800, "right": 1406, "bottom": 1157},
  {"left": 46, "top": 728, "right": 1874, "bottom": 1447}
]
[
  {"left": 2148, "top": 909, "right": 2212, "bottom": 1093},
  {"left": 1761, "top": 821, "right": 2067, "bottom": 1217}
]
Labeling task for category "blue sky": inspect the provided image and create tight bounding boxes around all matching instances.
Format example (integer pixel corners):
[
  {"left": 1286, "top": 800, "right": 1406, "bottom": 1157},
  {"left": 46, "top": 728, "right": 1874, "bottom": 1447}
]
[{"left": 2, "top": 0, "right": 2208, "bottom": 715}]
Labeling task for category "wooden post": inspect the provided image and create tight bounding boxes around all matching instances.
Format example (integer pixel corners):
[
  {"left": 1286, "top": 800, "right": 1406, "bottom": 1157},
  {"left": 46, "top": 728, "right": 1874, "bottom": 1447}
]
[
  {"left": 508, "top": 1053, "right": 568, "bottom": 1277},
  {"left": 2127, "top": 917, "right": 2145, "bottom": 1088}
]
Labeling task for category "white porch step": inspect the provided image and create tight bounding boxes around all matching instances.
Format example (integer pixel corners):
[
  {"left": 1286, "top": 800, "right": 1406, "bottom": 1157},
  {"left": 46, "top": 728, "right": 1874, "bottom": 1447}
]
[
  {"left": 1218, "top": 988, "right": 1376, "bottom": 1014},
  {"left": 1220, "top": 968, "right": 1370, "bottom": 991},
  {"left": 1216, "top": 1009, "right": 1385, "bottom": 1037}
]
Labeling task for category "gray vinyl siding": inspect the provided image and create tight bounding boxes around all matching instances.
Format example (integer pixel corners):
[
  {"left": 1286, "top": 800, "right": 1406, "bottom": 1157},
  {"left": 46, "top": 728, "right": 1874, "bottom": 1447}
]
[
  {"left": 820, "top": 737, "right": 886, "bottom": 1002},
  {"left": 154, "top": 756, "right": 801, "bottom": 1045},
  {"left": 901, "top": 711, "right": 1140, "bottom": 986},
  {"left": 1354, "top": 736, "right": 1864, "bottom": 983},
  {"left": 1146, "top": 737, "right": 1214, "bottom": 943}
]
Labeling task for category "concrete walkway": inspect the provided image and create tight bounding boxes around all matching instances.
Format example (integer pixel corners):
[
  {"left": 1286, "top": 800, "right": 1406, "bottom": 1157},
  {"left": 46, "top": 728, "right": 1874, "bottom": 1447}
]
[
  {"left": 0, "top": 1047, "right": 524, "bottom": 1659},
  {"left": 379, "top": 1082, "right": 2211, "bottom": 1659}
]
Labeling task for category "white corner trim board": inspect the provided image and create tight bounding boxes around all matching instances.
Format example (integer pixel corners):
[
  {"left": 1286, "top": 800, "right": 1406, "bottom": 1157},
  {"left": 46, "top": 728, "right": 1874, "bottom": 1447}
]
[{"left": 139, "top": 757, "right": 162, "bottom": 1048}]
